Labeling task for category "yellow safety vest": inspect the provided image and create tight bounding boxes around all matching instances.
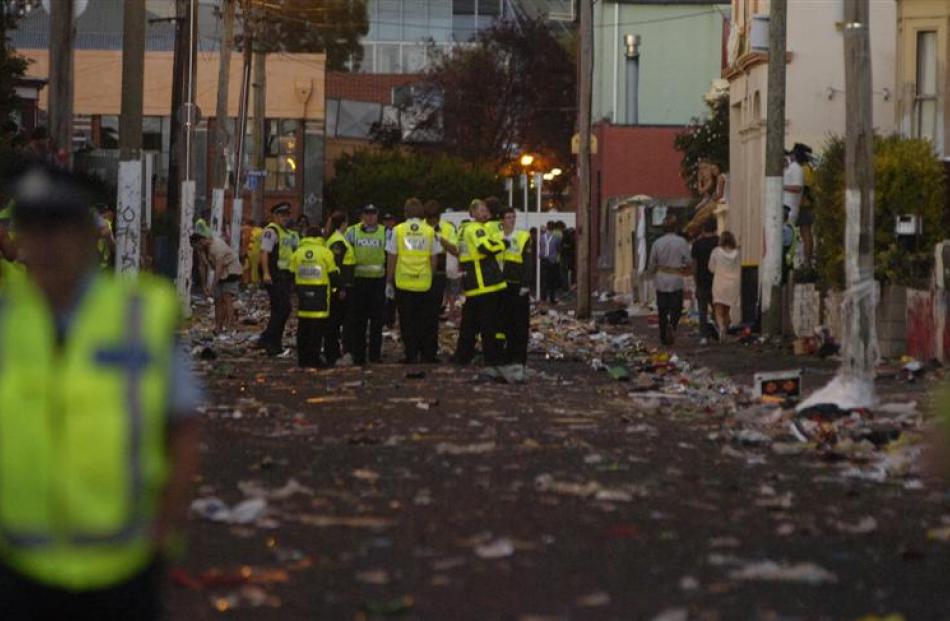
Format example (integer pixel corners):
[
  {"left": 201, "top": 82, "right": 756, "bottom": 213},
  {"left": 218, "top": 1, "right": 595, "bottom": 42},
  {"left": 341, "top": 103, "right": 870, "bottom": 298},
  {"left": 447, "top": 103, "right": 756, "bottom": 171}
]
[
  {"left": 345, "top": 224, "right": 386, "bottom": 279},
  {"left": 393, "top": 218, "right": 435, "bottom": 292},
  {"left": 291, "top": 238, "right": 338, "bottom": 319},
  {"left": 460, "top": 221, "right": 506, "bottom": 297},
  {"left": 0, "top": 270, "right": 178, "bottom": 590},
  {"left": 265, "top": 222, "right": 296, "bottom": 272},
  {"left": 502, "top": 229, "right": 531, "bottom": 284},
  {"left": 326, "top": 231, "right": 355, "bottom": 266}
]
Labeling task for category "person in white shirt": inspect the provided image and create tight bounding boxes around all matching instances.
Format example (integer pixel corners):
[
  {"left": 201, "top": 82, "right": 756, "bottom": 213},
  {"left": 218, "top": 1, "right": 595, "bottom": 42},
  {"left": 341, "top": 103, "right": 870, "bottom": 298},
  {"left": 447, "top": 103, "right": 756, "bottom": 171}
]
[{"left": 783, "top": 151, "right": 804, "bottom": 224}]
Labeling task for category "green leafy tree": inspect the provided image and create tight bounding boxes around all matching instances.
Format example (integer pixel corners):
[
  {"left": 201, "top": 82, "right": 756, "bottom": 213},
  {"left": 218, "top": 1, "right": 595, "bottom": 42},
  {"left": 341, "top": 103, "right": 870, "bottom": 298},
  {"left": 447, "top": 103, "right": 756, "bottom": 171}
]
[
  {"left": 405, "top": 19, "right": 576, "bottom": 171},
  {"left": 0, "top": 8, "right": 28, "bottom": 172},
  {"left": 674, "top": 94, "right": 729, "bottom": 195},
  {"left": 813, "top": 134, "right": 946, "bottom": 288},
  {"left": 327, "top": 149, "right": 502, "bottom": 218},
  {"left": 242, "top": 0, "right": 368, "bottom": 71}
]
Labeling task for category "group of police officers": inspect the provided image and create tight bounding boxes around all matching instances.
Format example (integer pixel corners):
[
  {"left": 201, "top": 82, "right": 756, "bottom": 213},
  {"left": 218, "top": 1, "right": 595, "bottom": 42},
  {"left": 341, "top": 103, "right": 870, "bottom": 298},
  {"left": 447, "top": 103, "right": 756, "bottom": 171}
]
[{"left": 255, "top": 195, "right": 533, "bottom": 382}]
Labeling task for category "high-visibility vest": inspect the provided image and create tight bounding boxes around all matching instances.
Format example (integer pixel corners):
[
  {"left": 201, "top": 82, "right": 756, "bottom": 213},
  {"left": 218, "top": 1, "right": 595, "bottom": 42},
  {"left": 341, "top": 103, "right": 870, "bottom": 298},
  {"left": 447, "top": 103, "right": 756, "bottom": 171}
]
[
  {"left": 502, "top": 229, "right": 531, "bottom": 285},
  {"left": 0, "top": 270, "right": 179, "bottom": 590},
  {"left": 434, "top": 220, "right": 457, "bottom": 275},
  {"left": 326, "top": 231, "right": 355, "bottom": 267},
  {"left": 459, "top": 221, "right": 506, "bottom": 297},
  {"left": 291, "top": 238, "right": 337, "bottom": 319},
  {"left": 97, "top": 217, "right": 114, "bottom": 270},
  {"left": 265, "top": 222, "right": 296, "bottom": 273},
  {"left": 393, "top": 218, "right": 435, "bottom": 292},
  {"left": 346, "top": 224, "right": 386, "bottom": 279}
]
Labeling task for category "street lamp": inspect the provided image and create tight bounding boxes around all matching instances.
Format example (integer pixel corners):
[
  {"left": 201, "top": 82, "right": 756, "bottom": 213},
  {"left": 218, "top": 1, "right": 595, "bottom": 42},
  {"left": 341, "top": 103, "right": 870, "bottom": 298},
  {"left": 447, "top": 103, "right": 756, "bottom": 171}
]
[
  {"left": 551, "top": 167, "right": 563, "bottom": 176},
  {"left": 520, "top": 153, "right": 535, "bottom": 168},
  {"left": 519, "top": 153, "right": 535, "bottom": 215}
]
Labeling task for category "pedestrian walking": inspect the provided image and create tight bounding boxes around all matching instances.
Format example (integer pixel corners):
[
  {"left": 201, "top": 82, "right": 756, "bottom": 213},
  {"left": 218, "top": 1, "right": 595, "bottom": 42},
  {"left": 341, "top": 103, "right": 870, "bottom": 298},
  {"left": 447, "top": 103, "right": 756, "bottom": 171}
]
[
  {"left": 291, "top": 229, "right": 340, "bottom": 368},
  {"left": 709, "top": 231, "right": 742, "bottom": 341},
  {"left": 691, "top": 217, "right": 719, "bottom": 343},
  {"left": 386, "top": 198, "right": 438, "bottom": 363},
  {"left": 647, "top": 215, "right": 691, "bottom": 346},
  {"left": 539, "top": 222, "right": 561, "bottom": 303},
  {"left": 453, "top": 199, "right": 507, "bottom": 375},
  {"left": 191, "top": 229, "right": 242, "bottom": 336},
  {"left": 424, "top": 199, "right": 459, "bottom": 362},
  {"left": 258, "top": 202, "right": 298, "bottom": 356},
  {"left": 324, "top": 211, "right": 354, "bottom": 365},
  {"left": 0, "top": 165, "right": 200, "bottom": 621},
  {"left": 344, "top": 204, "right": 388, "bottom": 365},
  {"left": 500, "top": 207, "right": 532, "bottom": 382}
]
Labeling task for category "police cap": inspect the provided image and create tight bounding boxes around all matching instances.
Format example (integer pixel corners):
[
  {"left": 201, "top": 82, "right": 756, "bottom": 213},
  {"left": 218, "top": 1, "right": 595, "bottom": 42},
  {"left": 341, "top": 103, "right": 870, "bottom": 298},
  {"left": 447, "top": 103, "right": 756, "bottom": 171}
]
[{"left": 10, "top": 165, "right": 94, "bottom": 231}]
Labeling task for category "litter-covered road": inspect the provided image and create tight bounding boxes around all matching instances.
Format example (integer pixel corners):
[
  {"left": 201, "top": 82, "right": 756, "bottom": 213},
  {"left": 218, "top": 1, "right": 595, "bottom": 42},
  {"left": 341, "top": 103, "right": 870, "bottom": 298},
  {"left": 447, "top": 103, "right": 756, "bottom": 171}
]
[{"left": 169, "top": 295, "right": 950, "bottom": 620}]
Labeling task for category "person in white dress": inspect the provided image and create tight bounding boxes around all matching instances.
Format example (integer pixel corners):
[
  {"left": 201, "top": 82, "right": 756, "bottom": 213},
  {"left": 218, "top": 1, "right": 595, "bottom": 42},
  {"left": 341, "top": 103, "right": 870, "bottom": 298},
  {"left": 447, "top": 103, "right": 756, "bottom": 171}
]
[{"left": 708, "top": 231, "right": 741, "bottom": 341}]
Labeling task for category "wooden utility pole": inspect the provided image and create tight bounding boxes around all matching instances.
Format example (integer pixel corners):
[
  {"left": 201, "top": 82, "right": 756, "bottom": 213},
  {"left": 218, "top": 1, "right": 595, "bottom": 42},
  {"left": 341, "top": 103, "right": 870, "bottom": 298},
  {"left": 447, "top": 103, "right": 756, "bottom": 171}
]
[
  {"left": 116, "top": 0, "right": 146, "bottom": 275},
  {"left": 250, "top": 49, "right": 266, "bottom": 223},
  {"left": 761, "top": 0, "right": 787, "bottom": 335},
  {"left": 842, "top": 0, "right": 878, "bottom": 378},
  {"left": 48, "top": 0, "right": 75, "bottom": 166},
  {"left": 212, "top": 0, "right": 236, "bottom": 190},
  {"left": 230, "top": 15, "right": 253, "bottom": 251},
  {"left": 119, "top": 0, "right": 145, "bottom": 159},
  {"left": 164, "top": 0, "right": 190, "bottom": 255},
  {"left": 575, "top": 0, "right": 593, "bottom": 319}
]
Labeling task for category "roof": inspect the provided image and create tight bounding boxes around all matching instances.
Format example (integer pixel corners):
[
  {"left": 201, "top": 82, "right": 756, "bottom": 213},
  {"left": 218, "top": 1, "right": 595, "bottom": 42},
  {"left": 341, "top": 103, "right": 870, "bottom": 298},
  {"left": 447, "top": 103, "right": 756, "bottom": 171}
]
[{"left": 8, "top": 0, "right": 222, "bottom": 52}]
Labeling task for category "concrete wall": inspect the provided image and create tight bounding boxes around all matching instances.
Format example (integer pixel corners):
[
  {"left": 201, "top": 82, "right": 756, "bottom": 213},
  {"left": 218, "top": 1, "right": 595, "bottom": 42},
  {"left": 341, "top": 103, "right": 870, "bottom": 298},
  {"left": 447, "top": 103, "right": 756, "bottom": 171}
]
[
  {"left": 725, "top": 0, "right": 898, "bottom": 266},
  {"left": 593, "top": 1, "right": 728, "bottom": 125}
]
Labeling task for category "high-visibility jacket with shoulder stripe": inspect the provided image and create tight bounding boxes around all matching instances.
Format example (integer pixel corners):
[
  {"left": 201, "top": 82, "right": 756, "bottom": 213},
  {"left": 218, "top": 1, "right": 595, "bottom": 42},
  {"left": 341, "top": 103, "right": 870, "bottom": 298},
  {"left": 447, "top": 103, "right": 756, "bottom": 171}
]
[
  {"left": 502, "top": 229, "right": 532, "bottom": 285},
  {"left": 326, "top": 230, "right": 355, "bottom": 286},
  {"left": 264, "top": 222, "right": 297, "bottom": 273},
  {"left": 393, "top": 218, "right": 435, "bottom": 292},
  {"left": 459, "top": 221, "right": 506, "bottom": 297},
  {"left": 291, "top": 238, "right": 339, "bottom": 319},
  {"left": 434, "top": 220, "right": 458, "bottom": 276},
  {"left": 0, "top": 270, "right": 179, "bottom": 590}
]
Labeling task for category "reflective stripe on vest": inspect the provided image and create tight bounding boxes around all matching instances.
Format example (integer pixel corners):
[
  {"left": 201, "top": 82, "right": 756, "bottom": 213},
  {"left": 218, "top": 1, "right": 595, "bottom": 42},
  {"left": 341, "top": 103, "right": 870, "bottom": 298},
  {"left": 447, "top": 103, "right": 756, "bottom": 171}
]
[
  {"left": 0, "top": 273, "right": 176, "bottom": 590},
  {"left": 266, "top": 223, "right": 295, "bottom": 271},
  {"left": 350, "top": 225, "right": 386, "bottom": 279},
  {"left": 460, "top": 221, "right": 506, "bottom": 297},
  {"left": 394, "top": 219, "right": 434, "bottom": 292}
]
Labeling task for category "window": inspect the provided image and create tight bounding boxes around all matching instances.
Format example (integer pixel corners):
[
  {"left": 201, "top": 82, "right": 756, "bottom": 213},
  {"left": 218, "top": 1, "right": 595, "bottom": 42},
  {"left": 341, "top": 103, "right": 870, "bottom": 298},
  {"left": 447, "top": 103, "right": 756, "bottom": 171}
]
[
  {"left": 453, "top": 0, "right": 476, "bottom": 41},
  {"left": 378, "top": 0, "right": 402, "bottom": 40},
  {"left": 264, "top": 119, "right": 299, "bottom": 193},
  {"left": 99, "top": 115, "right": 119, "bottom": 149},
  {"left": 378, "top": 44, "right": 401, "bottom": 73},
  {"left": 915, "top": 31, "right": 938, "bottom": 144}
]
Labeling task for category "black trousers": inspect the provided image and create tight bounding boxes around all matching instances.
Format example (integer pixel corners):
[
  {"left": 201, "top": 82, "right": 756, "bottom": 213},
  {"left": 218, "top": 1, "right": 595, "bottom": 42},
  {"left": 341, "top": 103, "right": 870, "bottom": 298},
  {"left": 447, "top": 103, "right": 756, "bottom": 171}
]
[
  {"left": 0, "top": 560, "right": 162, "bottom": 621},
  {"left": 323, "top": 291, "right": 347, "bottom": 364},
  {"left": 346, "top": 278, "right": 386, "bottom": 364},
  {"left": 541, "top": 260, "right": 560, "bottom": 303},
  {"left": 456, "top": 291, "right": 504, "bottom": 366},
  {"left": 297, "top": 316, "right": 326, "bottom": 368},
  {"left": 656, "top": 289, "right": 684, "bottom": 343},
  {"left": 425, "top": 274, "right": 447, "bottom": 359},
  {"left": 501, "top": 286, "right": 530, "bottom": 365},
  {"left": 695, "top": 282, "right": 714, "bottom": 338},
  {"left": 261, "top": 275, "right": 292, "bottom": 351},
  {"left": 395, "top": 289, "right": 434, "bottom": 362}
]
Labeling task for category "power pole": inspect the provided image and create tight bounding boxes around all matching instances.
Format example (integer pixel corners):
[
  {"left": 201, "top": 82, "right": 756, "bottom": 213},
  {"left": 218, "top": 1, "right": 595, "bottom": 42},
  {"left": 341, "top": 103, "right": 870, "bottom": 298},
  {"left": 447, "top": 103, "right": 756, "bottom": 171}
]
[
  {"left": 575, "top": 0, "right": 593, "bottom": 319},
  {"left": 116, "top": 0, "right": 146, "bottom": 274},
  {"left": 230, "top": 15, "right": 253, "bottom": 251},
  {"left": 161, "top": 0, "right": 190, "bottom": 279},
  {"left": 798, "top": 0, "right": 878, "bottom": 412},
  {"left": 761, "top": 0, "right": 787, "bottom": 336},
  {"left": 212, "top": 0, "right": 235, "bottom": 190},
  {"left": 841, "top": 0, "right": 878, "bottom": 382},
  {"left": 250, "top": 49, "right": 266, "bottom": 223},
  {"left": 48, "top": 0, "right": 75, "bottom": 167}
]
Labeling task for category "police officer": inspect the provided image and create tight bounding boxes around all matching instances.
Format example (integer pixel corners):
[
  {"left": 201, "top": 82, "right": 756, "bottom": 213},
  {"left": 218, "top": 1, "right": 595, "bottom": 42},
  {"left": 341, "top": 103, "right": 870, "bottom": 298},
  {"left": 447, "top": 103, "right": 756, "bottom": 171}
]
[
  {"left": 386, "top": 198, "right": 437, "bottom": 363},
  {"left": 453, "top": 198, "right": 507, "bottom": 374},
  {"left": 0, "top": 165, "right": 200, "bottom": 620},
  {"left": 324, "top": 210, "right": 354, "bottom": 365},
  {"left": 291, "top": 228, "right": 340, "bottom": 368},
  {"left": 258, "top": 202, "right": 297, "bottom": 355},
  {"left": 423, "top": 199, "right": 458, "bottom": 362},
  {"left": 345, "top": 204, "right": 387, "bottom": 364},
  {"left": 499, "top": 207, "right": 532, "bottom": 382}
]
